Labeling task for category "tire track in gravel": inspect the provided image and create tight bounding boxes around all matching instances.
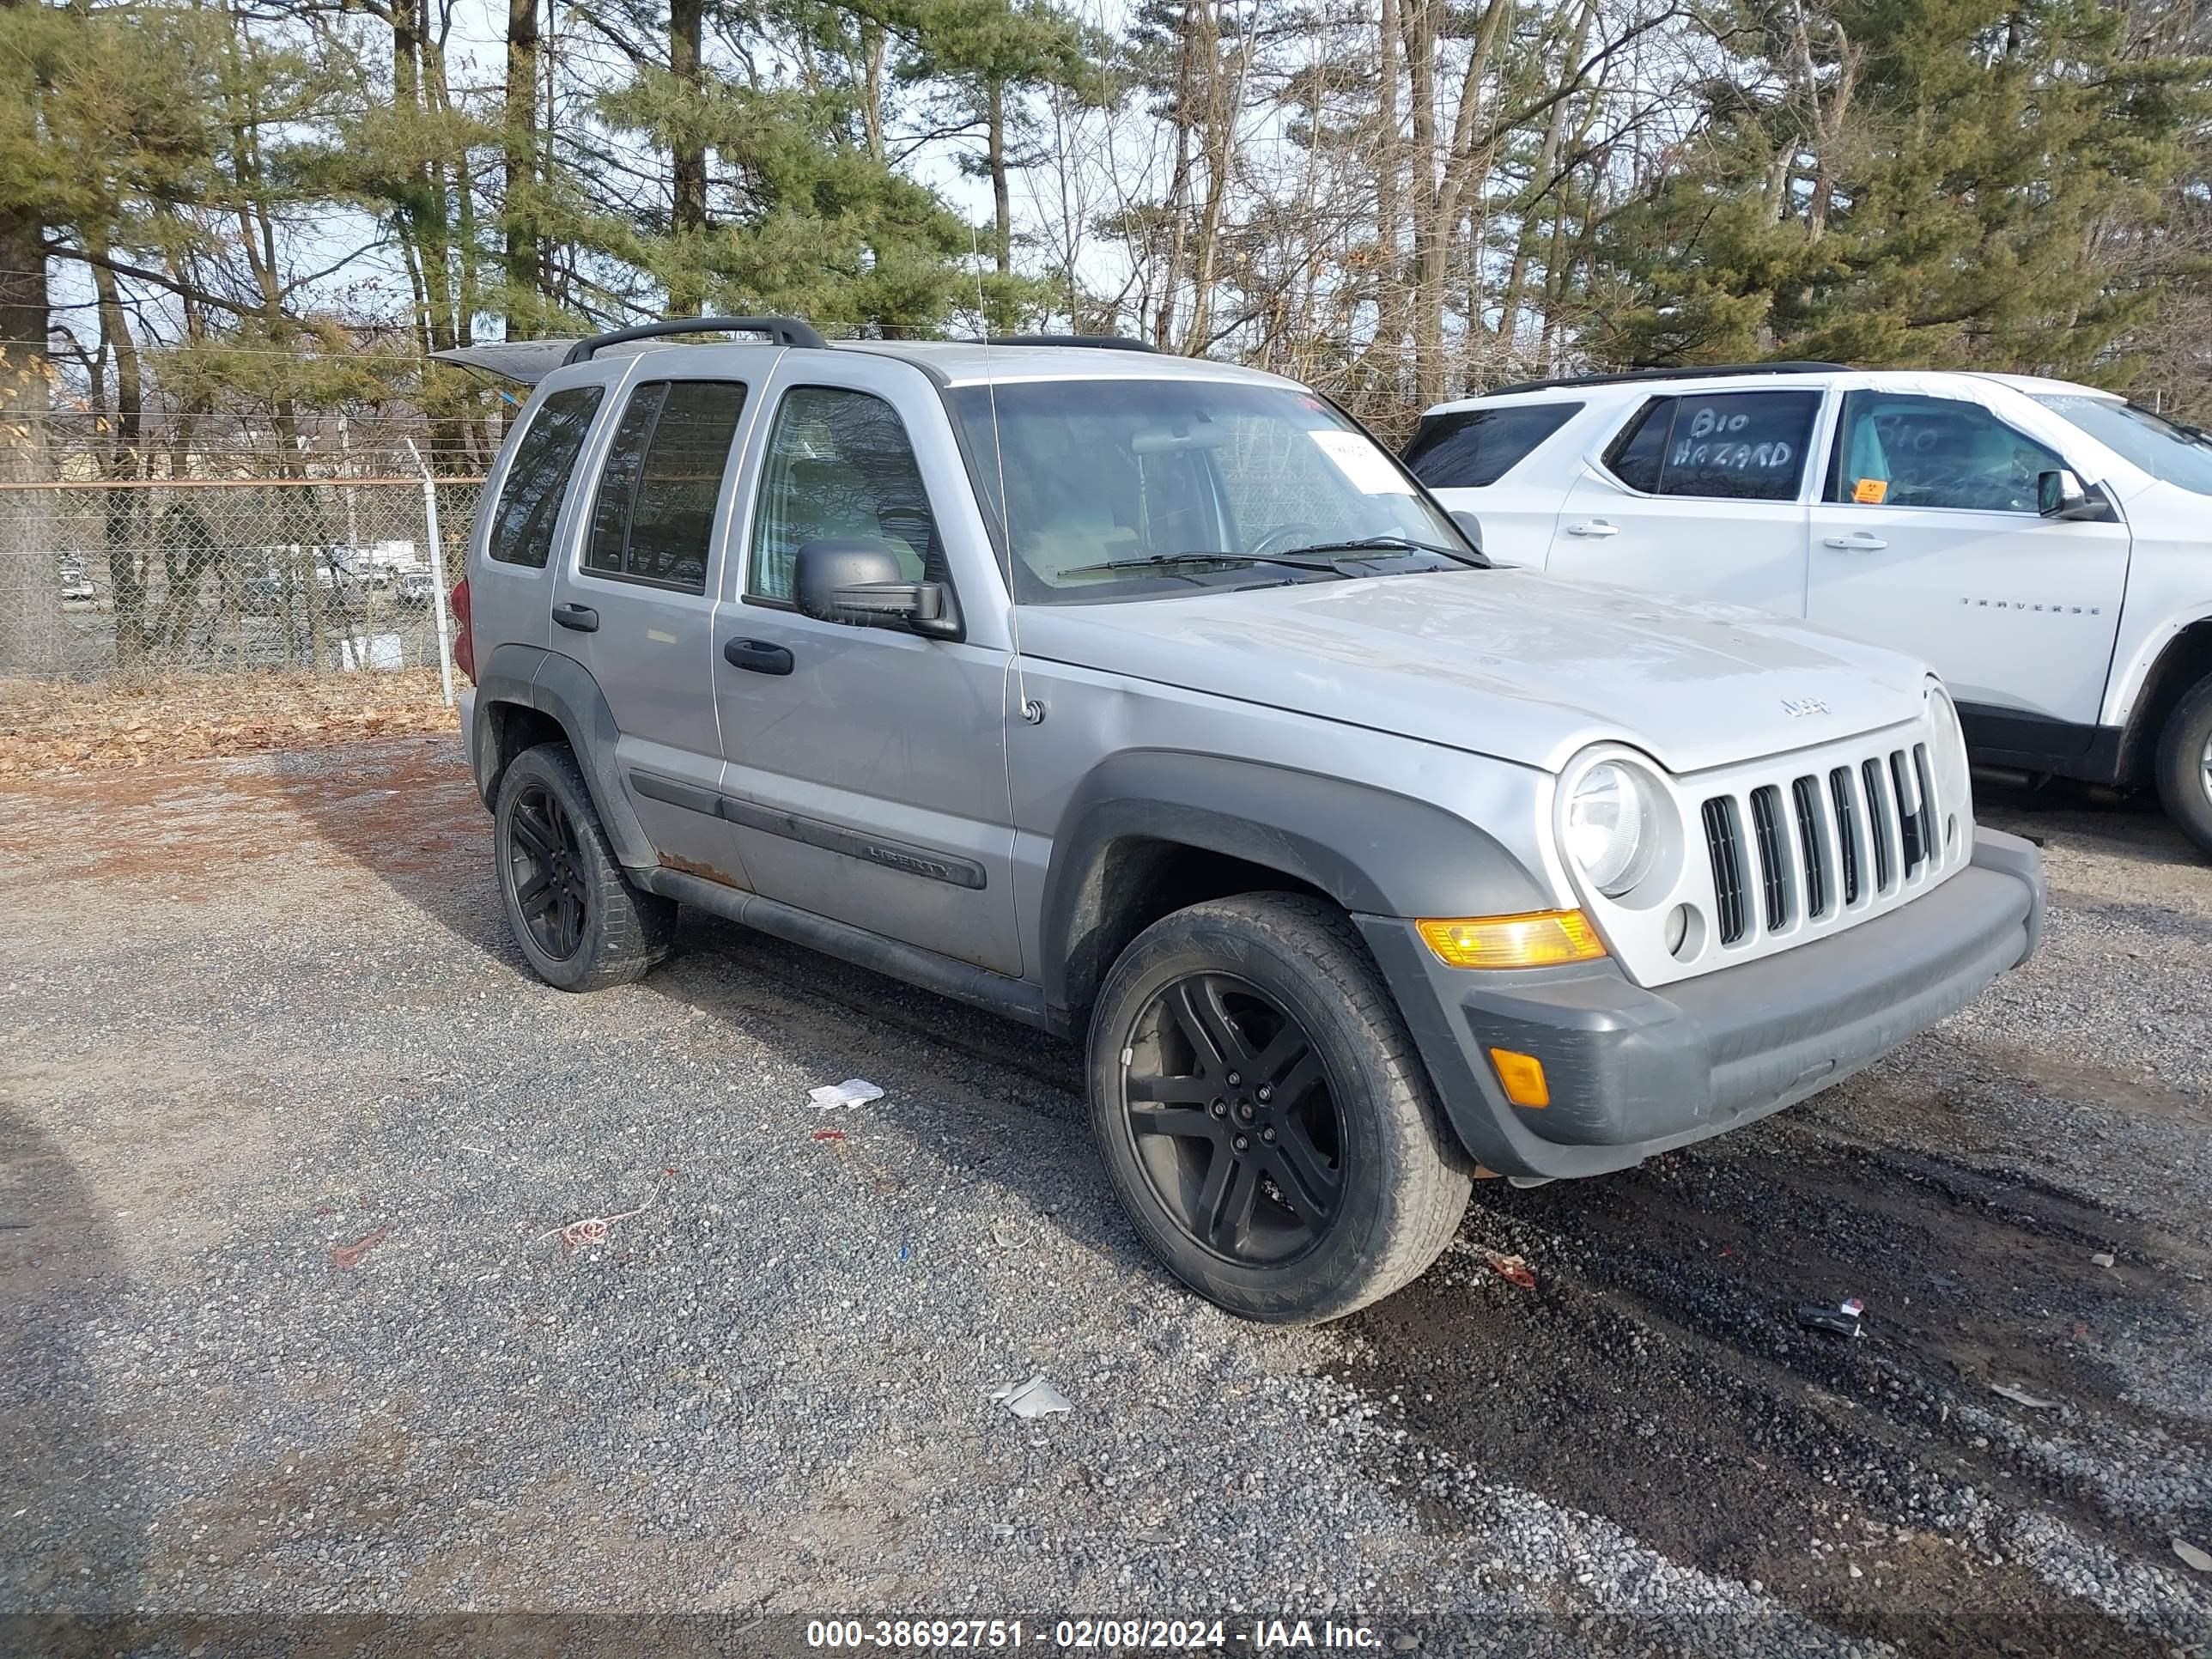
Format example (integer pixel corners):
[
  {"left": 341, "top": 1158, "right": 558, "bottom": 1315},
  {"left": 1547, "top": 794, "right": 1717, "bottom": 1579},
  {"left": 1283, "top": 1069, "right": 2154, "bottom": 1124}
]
[{"left": 1344, "top": 1100, "right": 2212, "bottom": 1657}]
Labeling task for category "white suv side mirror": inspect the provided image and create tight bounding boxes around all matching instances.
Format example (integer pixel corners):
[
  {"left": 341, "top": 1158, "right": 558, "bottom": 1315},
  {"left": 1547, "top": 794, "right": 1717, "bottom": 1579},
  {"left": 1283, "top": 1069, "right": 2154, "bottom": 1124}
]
[{"left": 2037, "top": 468, "right": 2109, "bottom": 522}]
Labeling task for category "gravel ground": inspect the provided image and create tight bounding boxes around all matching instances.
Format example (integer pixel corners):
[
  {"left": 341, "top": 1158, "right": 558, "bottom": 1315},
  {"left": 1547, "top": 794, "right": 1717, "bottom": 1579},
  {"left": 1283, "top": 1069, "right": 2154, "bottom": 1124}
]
[{"left": 2, "top": 738, "right": 2209, "bottom": 1657}]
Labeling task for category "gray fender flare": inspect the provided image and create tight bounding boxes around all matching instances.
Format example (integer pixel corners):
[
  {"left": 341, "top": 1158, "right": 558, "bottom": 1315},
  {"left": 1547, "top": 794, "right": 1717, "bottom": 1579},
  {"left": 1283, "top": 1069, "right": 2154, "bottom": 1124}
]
[
  {"left": 1038, "top": 750, "right": 1550, "bottom": 1021},
  {"left": 467, "top": 643, "right": 657, "bottom": 869}
]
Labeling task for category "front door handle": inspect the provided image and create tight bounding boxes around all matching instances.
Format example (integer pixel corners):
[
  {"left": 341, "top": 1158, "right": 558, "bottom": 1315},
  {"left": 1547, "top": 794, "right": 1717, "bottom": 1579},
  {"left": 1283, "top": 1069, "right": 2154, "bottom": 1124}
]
[
  {"left": 551, "top": 602, "right": 599, "bottom": 632},
  {"left": 1822, "top": 533, "right": 1889, "bottom": 551},
  {"left": 724, "top": 637, "right": 794, "bottom": 676},
  {"left": 1565, "top": 520, "right": 1619, "bottom": 538}
]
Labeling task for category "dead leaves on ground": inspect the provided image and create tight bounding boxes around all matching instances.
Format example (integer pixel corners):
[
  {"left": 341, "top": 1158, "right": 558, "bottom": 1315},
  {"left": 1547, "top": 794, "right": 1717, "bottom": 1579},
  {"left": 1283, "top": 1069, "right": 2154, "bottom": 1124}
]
[{"left": 0, "top": 670, "right": 455, "bottom": 780}]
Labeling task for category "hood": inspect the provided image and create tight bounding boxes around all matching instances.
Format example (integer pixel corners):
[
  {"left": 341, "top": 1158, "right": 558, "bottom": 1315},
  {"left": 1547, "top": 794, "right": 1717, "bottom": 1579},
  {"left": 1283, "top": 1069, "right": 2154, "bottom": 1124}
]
[{"left": 1014, "top": 568, "right": 1931, "bottom": 776}]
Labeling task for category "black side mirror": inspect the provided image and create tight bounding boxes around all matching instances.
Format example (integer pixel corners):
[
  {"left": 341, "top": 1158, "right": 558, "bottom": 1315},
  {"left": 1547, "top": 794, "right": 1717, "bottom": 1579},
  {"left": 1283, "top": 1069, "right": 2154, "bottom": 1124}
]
[
  {"left": 793, "top": 539, "right": 959, "bottom": 638},
  {"left": 1449, "top": 508, "right": 1485, "bottom": 554},
  {"left": 2037, "top": 468, "right": 2106, "bottom": 521}
]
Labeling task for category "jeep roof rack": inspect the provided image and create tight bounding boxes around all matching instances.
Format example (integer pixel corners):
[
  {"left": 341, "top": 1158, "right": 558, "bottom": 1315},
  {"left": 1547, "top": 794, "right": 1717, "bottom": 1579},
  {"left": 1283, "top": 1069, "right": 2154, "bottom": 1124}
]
[
  {"left": 985, "top": 333, "right": 1158, "bottom": 353},
  {"left": 562, "top": 314, "right": 828, "bottom": 365},
  {"left": 1480, "top": 361, "right": 1848, "bottom": 398}
]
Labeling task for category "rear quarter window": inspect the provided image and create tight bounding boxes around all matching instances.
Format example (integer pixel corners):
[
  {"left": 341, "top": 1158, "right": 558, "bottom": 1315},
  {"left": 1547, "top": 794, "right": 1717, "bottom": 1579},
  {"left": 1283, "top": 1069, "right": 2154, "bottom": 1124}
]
[
  {"left": 1403, "top": 402, "right": 1582, "bottom": 488},
  {"left": 488, "top": 386, "right": 604, "bottom": 568}
]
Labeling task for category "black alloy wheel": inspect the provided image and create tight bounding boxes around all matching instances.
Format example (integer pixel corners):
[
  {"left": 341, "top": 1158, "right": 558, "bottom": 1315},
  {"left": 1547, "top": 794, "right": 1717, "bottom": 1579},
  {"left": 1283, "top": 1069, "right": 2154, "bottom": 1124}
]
[
  {"left": 1088, "top": 893, "right": 1473, "bottom": 1322},
  {"left": 1121, "top": 972, "right": 1345, "bottom": 1265},
  {"left": 507, "top": 780, "right": 589, "bottom": 961},
  {"left": 493, "top": 741, "right": 674, "bottom": 992}
]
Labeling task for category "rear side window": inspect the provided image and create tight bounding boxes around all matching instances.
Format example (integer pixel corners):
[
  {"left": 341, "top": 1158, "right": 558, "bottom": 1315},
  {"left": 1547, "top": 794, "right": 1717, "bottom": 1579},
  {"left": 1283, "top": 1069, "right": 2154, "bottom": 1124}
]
[
  {"left": 583, "top": 380, "right": 747, "bottom": 592},
  {"left": 1603, "top": 391, "right": 1821, "bottom": 501},
  {"left": 488, "top": 386, "right": 603, "bottom": 568},
  {"left": 1402, "top": 403, "right": 1581, "bottom": 488}
]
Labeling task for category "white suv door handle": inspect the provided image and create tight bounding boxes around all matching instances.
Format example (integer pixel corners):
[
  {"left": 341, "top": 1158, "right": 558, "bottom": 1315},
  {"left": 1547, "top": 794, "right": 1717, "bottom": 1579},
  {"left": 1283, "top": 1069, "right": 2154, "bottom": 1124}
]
[
  {"left": 1565, "top": 520, "right": 1619, "bottom": 538},
  {"left": 1823, "top": 532, "right": 1888, "bottom": 551}
]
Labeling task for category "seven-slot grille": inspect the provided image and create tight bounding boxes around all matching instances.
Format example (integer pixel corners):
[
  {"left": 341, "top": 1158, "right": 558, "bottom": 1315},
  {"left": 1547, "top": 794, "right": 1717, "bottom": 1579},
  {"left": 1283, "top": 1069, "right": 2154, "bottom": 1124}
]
[{"left": 1700, "top": 744, "right": 1942, "bottom": 946}]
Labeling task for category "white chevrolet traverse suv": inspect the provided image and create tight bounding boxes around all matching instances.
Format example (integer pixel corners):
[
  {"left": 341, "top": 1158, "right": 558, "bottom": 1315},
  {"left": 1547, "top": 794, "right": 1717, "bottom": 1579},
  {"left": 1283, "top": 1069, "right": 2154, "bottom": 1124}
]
[{"left": 1407, "top": 365, "right": 2212, "bottom": 856}]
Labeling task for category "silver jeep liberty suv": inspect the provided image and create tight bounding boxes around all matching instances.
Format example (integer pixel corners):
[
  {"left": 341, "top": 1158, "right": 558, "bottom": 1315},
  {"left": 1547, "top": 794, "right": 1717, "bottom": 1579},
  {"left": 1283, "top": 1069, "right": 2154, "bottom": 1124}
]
[{"left": 441, "top": 317, "right": 2045, "bottom": 1323}]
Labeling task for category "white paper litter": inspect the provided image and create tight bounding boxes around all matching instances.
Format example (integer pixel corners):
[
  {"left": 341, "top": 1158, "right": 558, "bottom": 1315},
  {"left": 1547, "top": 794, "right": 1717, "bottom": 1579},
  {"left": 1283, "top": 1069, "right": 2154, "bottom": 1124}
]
[
  {"left": 990, "top": 1375, "right": 1074, "bottom": 1419},
  {"left": 808, "top": 1078, "right": 885, "bottom": 1110},
  {"left": 2174, "top": 1538, "right": 2212, "bottom": 1573},
  {"left": 1990, "top": 1382, "right": 2060, "bottom": 1411}
]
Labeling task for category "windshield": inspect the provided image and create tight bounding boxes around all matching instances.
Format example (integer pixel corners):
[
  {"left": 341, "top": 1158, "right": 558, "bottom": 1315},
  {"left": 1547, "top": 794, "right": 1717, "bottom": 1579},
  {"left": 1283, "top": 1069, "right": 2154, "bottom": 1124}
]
[
  {"left": 2032, "top": 393, "right": 2212, "bottom": 498},
  {"left": 945, "top": 380, "right": 1479, "bottom": 603}
]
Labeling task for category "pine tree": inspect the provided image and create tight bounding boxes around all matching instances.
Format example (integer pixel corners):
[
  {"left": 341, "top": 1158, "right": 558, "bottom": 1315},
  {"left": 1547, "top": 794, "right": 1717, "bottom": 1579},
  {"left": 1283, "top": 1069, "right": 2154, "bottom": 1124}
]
[
  {"left": 591, "top": 3, "right": 977, "bottom": 333},
  {"left": 886, "top": 0, "right": 1109, "bottom": 330},
  {"left": 1591, "top": 0, "right": 2210, "bottom": 375}
]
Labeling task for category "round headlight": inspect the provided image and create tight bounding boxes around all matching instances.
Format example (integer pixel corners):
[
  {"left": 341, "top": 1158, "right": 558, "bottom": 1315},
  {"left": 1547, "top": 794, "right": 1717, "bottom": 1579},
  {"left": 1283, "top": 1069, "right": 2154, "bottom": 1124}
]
[
  {"left": 1566, "top": 762, "right": 1657, "bottom": 896},
  {"left": 1928, "top": 682, "right": 1966, "bottom": 762},
  {"left": 1925, "top": 680, "right": 1974, "bottom": 830}
]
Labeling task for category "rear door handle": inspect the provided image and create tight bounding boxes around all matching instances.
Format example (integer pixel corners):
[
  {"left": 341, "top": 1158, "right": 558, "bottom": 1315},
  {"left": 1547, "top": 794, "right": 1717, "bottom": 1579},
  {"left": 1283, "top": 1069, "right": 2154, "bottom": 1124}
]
[
  {"left": 1565, "top": 520, "right": 1619, "bottom": 538},
  {"left": 1822, "top": 533, "right": 1889, "bottom": 551},
  {"left": 724, "top": 637, "right": 794, "bottom": 676},
  {"left": 551, "top": 602, "right": 599, "bottom": 632}
]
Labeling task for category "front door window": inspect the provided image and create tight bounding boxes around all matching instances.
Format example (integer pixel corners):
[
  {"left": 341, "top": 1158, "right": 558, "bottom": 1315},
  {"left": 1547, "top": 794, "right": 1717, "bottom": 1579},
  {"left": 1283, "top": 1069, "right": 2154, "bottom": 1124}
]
[
  {"left": 1825, "top": 392, "right": 2060, "bottom": 514},
  {"left": 745, "top": 386, "right": 941, "bottom": 604}
]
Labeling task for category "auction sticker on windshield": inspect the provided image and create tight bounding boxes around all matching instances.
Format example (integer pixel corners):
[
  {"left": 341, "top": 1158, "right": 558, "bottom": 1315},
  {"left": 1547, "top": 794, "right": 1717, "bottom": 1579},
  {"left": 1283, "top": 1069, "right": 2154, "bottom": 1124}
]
[{"left": 1307, "top": 429, "right": 1413, "bottom": 495}]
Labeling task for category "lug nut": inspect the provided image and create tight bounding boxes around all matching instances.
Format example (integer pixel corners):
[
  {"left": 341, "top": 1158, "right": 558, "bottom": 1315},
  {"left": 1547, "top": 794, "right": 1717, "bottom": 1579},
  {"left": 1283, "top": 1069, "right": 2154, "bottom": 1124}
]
[
  {"left": 1232, "top": 1134, "right": 1249, "bottom": 1152},
  {"left": 1225, "top": 1071, "right": 1242, "bottom": 1087},
  {"left": 1261, "top": 1127, "right": 1277, "bottom": 1144},
  {"left": 1255, "top": 1085, "right": 1273, "bottom": 1103},
  {"left": 1210, "top": 1100, "right": 1228, "bottom": 1117}
]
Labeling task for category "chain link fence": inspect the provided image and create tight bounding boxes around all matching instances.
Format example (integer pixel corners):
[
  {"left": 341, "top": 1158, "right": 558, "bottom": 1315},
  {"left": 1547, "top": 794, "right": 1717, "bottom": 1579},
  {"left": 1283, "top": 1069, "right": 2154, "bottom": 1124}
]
[
  {"left": 0, "top": 459, "right": 480, "bottom": 694},
  {"left": 0, "top": 347, "right": 1441, "bottom": 729}
]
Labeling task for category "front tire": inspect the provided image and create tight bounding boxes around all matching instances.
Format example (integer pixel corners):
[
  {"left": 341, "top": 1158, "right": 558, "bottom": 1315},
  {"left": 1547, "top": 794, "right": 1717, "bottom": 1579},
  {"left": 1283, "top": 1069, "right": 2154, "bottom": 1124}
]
[
  {"left": 2154, "top": 674, "right": 2212, "bottom": 860},
  {"left": 494, "top": 743, "right": 675, "bottom": 991},
  {"left": 1086, "top": 894, "right": 1472, "bottom": 1323}
]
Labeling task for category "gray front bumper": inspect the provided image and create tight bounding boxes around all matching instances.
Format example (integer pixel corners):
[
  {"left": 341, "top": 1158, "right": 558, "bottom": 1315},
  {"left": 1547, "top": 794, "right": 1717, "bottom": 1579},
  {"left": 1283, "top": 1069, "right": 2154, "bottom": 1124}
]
[{"left": 1358, "top": 828, "right": 2045, "bottom": 1180}]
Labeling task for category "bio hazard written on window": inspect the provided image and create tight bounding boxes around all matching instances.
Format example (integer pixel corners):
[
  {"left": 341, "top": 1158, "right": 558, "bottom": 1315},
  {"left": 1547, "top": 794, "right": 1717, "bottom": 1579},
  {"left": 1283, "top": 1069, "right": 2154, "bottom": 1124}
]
[
  {"left": 1670, "top": 403, "right": 1799, "bottom": 475},
  {"left": 1608, "top": 389, "right": 1822, "bottom": 502}
]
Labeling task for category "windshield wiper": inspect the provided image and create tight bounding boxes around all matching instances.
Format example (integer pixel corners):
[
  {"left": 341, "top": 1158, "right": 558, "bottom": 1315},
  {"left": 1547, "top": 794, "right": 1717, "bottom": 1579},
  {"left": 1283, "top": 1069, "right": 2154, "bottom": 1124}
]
[
  {"left": 1058, "top": 536, "right": 1486, "bottom": 583},
  {"left": 1270, "top": 534, "right": 1489, "bottom": 569},
  {"left": 1056, "top": 551, "right": 1353, "bottom": 580}
]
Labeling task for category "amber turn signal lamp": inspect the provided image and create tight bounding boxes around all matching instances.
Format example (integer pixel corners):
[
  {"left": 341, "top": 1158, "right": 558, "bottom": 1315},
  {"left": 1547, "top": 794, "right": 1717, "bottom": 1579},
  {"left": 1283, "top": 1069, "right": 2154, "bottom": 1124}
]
[
  {"left": 1488, "top": 1048, "right": 1552, "bottom": 1109},
  {"left": 1415, "top": 910, "right": 1606, "bottom": 969}
]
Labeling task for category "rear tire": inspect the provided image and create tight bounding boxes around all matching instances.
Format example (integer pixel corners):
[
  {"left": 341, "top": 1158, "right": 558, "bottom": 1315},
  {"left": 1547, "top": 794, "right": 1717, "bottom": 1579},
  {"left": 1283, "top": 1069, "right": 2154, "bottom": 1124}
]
[
  {"left": 2154, "top": 674, "right": 2212, "bottom": 860},
  {"left": 1086, "top": 893, "right": 1472, "bottom": 1323},
  {"left": 495, "top": 743, "right": 675, "bottom": 991}
]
